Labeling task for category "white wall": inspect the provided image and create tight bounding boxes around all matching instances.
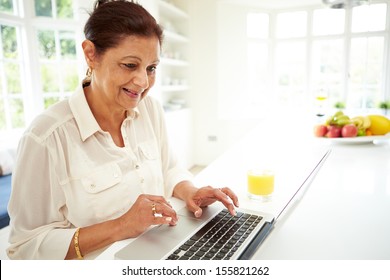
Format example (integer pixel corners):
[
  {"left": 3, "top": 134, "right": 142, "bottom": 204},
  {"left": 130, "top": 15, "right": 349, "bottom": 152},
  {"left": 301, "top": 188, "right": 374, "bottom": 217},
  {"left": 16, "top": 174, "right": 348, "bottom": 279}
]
[
  {"left": 189, "top": 0, "right": 262, "bottom": 166},
  {"left": 76, "top": 0, "right": 265, "bottom": 166}
]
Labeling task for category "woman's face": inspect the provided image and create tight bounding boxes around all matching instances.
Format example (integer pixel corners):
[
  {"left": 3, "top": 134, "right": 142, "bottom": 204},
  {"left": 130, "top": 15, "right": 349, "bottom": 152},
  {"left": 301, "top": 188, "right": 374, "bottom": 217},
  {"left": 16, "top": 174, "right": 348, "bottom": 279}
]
[{"left": 86, "top": 35, "right": 160, "bottom": 112}]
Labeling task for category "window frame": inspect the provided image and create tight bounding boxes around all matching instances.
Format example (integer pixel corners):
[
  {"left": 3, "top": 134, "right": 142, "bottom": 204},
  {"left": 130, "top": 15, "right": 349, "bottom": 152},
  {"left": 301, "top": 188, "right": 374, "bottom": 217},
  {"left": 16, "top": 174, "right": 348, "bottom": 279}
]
[
  {"left": 273, "top": 1, "right": 390, "bottom": 111},
  {"left": 0, "top": 0, "right": 86, "bottom": 145},
  {"left": 218, "top": 0, "right": 390, "bottom": 120}
]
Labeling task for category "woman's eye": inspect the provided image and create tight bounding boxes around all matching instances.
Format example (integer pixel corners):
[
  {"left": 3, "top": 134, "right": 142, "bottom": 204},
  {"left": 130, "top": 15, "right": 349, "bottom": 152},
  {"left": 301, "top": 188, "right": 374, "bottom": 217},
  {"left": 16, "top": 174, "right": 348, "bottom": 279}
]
[
  {"left": 147, "top": 65, "right": 157, "bottom": 73},
  {"left": 124, "top": 63, "right": 137, "bottom": 69}
]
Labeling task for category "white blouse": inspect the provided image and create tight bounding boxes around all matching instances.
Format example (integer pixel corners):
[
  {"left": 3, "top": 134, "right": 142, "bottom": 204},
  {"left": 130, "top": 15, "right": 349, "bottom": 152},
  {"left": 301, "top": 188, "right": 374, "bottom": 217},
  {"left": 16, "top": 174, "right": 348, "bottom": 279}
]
[{"left": 7, "top": 86, "right": 193, "bottom": 259}]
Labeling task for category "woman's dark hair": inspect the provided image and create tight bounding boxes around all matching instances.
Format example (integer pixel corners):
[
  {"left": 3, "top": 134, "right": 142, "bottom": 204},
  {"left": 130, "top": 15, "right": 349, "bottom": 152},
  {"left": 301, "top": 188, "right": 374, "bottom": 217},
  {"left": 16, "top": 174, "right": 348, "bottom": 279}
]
[{"left": 84, "top": 0, "right": 164, "bottom": 55}]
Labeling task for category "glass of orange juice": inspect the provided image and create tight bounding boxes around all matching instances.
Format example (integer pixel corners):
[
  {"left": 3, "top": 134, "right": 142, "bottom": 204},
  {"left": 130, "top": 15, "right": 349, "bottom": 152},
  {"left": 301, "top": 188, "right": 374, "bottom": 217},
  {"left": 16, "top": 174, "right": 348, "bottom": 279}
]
[{"left": 247, "top": 169, "right": 274, "bottom": 201}]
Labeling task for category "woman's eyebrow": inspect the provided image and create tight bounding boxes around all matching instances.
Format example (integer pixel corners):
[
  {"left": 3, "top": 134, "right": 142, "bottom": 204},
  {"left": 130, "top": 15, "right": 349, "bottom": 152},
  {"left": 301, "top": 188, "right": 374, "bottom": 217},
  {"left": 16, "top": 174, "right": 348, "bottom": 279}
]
[{"left": 123, "top": 55, "right": 160, "bottom": 64}]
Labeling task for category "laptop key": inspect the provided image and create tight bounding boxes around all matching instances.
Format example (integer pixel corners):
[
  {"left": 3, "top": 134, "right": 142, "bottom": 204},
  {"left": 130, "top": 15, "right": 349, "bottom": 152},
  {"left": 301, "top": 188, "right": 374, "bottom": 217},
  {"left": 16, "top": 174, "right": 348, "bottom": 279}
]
[
  {"left": 179, "top": 244, "right": 190, "bottom": 251},
  {"left": 195, "top": 250, "right": 206, "bottom": 257},
  {"left": 167, "top": 254, "right": 179, "bottom": 260},
  {"left": 185, "top": 240, "right": 195, "bottom": 246},
  {"left": 184, "top": 251, "right": 194, "bottom": 257}
]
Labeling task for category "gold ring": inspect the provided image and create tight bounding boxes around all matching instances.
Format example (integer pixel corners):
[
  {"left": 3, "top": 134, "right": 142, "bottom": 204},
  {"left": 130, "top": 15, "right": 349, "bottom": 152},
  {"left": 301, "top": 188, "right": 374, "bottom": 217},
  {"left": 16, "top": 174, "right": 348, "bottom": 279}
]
[{"left": 152, "top": 203, "right": 157, "bottom": 216}]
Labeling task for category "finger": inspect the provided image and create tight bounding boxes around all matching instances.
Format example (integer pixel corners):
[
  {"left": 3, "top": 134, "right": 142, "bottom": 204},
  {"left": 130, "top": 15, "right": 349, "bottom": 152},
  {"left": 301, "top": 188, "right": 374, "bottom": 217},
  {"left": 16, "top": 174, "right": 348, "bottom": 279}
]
[
  {"left": 152, "top": 215, "right": 176, "bottom": 225},
  {"left": 186, "top": 199, "right": 203, "bottom": 218},
  {"left": 145, "top": 194, "right": 173, "bottom": 208},
  {"left": 152, "top": 202, "right": 178, "bottom": 225},
  {"left": 220, "top": 187, "right": 240, "bottom": 207},
  {"left": 215, "top": 188, "right": 237, "bottom": 216}
]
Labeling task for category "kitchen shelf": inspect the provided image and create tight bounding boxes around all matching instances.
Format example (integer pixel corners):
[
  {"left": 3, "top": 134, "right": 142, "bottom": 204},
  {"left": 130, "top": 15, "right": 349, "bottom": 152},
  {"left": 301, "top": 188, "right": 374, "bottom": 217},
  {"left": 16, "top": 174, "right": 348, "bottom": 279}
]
[
  {"left": 160, "top": 57, "right": 189, "bottom": 66},
  {"left": 139, "top": 0, "right": 193, "bottom": 168},
  {"left": 158, "top": 0, "right": 189, "bottom": 19}
]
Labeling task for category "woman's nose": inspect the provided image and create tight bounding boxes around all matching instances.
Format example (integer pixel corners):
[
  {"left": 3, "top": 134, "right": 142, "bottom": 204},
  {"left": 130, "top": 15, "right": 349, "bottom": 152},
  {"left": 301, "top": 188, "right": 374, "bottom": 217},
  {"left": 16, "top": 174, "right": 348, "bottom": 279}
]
[{"left": 133, "top": 70, "right": 149, "bottom": 89}]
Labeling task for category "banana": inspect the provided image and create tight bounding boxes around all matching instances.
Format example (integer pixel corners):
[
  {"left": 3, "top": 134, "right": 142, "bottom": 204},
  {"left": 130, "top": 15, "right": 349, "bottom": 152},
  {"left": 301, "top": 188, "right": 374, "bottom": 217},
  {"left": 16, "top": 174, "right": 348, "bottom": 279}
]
[
  {"left": 350, "top": 116, "right": 371, "bottom": 131},
  {"left": 362, "top": 116, "right": 371, "bottom": 129},
  {"left": 351, "top": 116, "right": 363, "bottom": 129}
]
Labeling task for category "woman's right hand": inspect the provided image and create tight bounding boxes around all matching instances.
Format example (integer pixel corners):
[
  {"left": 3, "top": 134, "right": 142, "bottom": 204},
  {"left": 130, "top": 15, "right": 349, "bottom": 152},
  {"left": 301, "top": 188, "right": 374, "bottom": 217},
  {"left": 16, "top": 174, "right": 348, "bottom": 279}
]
[{"left": 116, "top": 194, "right": 178, "bottom": 239}]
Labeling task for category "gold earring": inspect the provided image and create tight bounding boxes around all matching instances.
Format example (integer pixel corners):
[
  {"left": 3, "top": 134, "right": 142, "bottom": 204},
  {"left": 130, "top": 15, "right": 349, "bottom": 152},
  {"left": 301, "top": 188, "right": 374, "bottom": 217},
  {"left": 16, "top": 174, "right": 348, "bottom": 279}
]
[
  {"left": 86, "top": 67, "right": 92, "bottom": 78},
  {"left": 82, "top": 67, "right": 93, "bottom": 86}
]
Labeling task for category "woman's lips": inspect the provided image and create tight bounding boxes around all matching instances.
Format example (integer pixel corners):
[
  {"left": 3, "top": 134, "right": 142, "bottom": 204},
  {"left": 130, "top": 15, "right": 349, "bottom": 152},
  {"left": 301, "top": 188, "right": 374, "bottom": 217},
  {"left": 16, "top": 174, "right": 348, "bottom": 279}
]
[{"left": 123, "top": 88, "right": 141, "bottom": 98}]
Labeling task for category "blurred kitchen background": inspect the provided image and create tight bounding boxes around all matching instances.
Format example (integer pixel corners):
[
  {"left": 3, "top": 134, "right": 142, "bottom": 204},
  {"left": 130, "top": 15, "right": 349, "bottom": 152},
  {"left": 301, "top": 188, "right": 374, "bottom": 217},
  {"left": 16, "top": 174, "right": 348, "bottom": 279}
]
[{"left": 0, "top": 0, "right": 389, "bottom": 170}]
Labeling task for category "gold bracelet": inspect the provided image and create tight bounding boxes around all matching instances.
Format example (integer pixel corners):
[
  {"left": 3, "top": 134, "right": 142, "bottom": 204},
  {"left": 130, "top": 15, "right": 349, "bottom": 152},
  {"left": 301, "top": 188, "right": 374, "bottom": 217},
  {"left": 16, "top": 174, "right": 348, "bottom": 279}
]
[{"left": 74, "top": 228, "right": 83, "bottom": 260}]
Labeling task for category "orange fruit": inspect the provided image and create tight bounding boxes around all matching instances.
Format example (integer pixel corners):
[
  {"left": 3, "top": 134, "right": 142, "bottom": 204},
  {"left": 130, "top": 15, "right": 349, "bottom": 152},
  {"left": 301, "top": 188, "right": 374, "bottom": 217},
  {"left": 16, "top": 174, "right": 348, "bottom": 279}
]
[{"left": 367, "top": 115, "right": 390, "bottom": 135}]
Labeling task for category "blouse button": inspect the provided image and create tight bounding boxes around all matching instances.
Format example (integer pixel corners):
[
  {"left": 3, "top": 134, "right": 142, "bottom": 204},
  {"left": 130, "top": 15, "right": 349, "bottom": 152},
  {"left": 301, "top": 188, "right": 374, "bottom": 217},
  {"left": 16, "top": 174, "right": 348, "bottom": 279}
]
[
  {"left": 113, "top": 173, "right": 119, "bottom": 178},
  {"left": 135, "top": 164, "right": 140, "bottom": 169},
  {"left": 90, "top": 184, "right": 96, "bottom": 189}
]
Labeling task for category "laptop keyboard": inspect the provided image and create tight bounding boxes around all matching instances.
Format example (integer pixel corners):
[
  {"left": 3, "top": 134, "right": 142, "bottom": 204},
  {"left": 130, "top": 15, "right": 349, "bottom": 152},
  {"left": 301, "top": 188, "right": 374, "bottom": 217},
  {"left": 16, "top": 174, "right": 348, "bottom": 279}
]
[{"left": 166, "top": 209, "right": 263, "bottom": 260}]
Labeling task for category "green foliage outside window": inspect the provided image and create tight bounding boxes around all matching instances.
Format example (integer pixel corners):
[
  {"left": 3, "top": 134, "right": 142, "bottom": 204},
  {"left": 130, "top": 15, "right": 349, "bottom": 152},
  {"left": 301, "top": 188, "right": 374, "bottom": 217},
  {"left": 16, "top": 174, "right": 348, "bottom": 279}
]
[
  {"left": 0, "top": 99, "right": 5, "bottom": 129},
  {"left": 1, "top": 25, "right": 18, "bottom": 59},
  {"left": 0, "top": 0, "right": 13, "bottom": 14},
  {"left": 44, "top": 97, "right": 60, "bottom": 109},
  {"left": 4, "top": 62, "right": 21, "bottom": 94},
  {"left": 40, "top": 64, "right": 60, "bottom": 92},
  {"left": 34, "top": 0, "right": 74, "bottom": 18},
  {"left": 60, "top": 31, "right": 76, "bottom": 59},
  {"left": 38, "top": 30, "right": 56, "bottom": 59},
  {"left": 1, "top": 1, "right": 78, "bottom": 132},
  {"left": 35, "top": 0, "right": 52, "bottom": 17},
  {"left": 63, "top": 63, "right": 78, "bottom": 92},
  {"left": 56, "top": 0, "right": 73, "bottom": 19},
  {"left": 9, "top": 98, "right": 24, "bottom": 128}
]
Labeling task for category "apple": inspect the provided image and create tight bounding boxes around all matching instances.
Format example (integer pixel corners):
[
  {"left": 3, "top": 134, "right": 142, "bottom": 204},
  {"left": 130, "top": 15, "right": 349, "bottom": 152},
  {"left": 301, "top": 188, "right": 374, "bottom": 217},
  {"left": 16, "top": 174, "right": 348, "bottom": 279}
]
[
  {"left": 313, "top": 124, "right": 328, "bottom": 137},
  {"left": 326, "top": 125, "right": 342, "bottom": 138},
  {"left": 341, "top": 124, "right": 358, "bottom": 137}
]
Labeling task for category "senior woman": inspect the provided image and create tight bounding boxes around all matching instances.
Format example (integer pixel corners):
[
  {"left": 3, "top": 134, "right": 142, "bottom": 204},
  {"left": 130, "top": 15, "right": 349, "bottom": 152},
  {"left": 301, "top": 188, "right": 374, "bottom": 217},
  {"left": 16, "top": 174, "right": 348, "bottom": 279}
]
[{"left": 7, "top": 0, "right": 238, "bottom": 259}]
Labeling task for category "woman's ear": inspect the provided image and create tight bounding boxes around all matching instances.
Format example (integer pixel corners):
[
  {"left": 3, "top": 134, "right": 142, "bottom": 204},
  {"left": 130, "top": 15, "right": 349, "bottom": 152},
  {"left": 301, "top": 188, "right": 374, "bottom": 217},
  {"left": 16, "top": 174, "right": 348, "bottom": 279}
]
[{"left": 82, "top": 40, "right": 96, "bottom": 68}]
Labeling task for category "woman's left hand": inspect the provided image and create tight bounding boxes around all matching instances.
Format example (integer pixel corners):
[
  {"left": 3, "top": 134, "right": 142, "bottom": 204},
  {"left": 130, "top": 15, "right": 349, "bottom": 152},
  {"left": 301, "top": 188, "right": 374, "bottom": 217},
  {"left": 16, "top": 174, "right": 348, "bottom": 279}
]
[{"left": 185, "top": 185, "right": 239, "bottom": 218}]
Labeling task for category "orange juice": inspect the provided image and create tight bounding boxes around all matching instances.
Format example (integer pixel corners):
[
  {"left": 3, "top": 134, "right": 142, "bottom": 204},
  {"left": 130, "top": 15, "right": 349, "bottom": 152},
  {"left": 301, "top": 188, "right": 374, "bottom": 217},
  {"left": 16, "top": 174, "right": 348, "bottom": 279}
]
[
  {"left": 247, "top": 170, "right": 274, "bottom": 198},
  {"left": 315, "top": 96, "right": 327, "bottom": 101}
]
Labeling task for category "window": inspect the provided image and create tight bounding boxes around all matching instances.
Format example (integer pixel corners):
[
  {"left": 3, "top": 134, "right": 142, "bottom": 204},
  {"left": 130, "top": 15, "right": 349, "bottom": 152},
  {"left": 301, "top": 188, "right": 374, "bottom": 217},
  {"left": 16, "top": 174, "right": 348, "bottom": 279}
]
[
  {"left": 0, "top": 0, "right": 15, "bottom": 15},
  {"left": 276, "top": 11, "right": 307, "bottom": 38},
  {"left": 0, "top": 16, "right": 25, "bottom": 131},
  {"left": 247, "top": 12, "right": 269, "bottom": 39},
  {"left": 349, "top": 37, "right": 384, "bottom": 108},
  {"left": 352, "top": 3, "right": 387, "bottom": 32},
  {"left": 275, "top": 41, "right": 307, "bottom": 106},
  {"left": 313, "top": 8, "right": 345, "bottom": 35},
  {"left": 218, "top": 1, "right": 390, "bottom": 119},
  {"left": 311, "top": 39, "right": 344, "bottom": 107},
  {"left": 38, "top": 29, "right": 79, "bottom": 108},
  {"left": 246, "top": 13, "right": 270, "bottom": 117},
  {"left": 0, "top": 0, "right": 82, "bottom": 142},
  {"left": 35, "top": 0, "right": 74, "bottom": 19}
]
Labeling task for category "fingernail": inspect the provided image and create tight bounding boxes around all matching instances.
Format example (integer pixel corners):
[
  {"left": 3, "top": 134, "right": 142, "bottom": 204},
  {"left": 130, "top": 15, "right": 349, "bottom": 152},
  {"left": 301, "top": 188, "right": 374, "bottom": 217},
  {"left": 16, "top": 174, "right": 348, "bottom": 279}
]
[
  {"left": 165, "top": 217, "right": 172, "bottom": 222},
  {"left": 195, "top": 209, "right": 201, "bottom": 217}
]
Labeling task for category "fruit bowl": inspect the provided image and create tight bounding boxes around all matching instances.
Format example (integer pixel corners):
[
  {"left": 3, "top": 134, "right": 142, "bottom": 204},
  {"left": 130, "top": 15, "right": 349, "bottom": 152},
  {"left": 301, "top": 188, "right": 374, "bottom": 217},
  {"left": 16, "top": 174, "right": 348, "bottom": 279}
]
[
  {"left": 323, "top": 134, "right": 390, "bottom": 144},
  {"left": 313, "top": 111, "right": 390, "bottom": 142}
]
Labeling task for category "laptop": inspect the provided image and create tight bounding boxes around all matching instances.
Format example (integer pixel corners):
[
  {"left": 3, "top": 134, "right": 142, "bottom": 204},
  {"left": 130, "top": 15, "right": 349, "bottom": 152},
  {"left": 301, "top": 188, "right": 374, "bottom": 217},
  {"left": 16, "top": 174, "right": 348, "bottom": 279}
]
[{"left": 115, "top": 149, "right": 331, "bottom": 260}]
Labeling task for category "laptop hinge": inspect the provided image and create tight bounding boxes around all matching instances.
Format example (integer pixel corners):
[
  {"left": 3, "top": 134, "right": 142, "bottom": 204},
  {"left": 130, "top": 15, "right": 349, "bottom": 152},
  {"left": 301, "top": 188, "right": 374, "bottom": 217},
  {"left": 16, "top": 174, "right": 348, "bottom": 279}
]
[{"left": 238, "top": 219, "right": 275, "bottom": 260}]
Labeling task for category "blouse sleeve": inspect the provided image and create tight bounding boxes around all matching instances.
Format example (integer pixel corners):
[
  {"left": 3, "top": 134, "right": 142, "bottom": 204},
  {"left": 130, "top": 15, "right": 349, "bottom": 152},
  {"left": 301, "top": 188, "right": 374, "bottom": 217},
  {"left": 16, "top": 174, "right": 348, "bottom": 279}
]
[{"left": 7, "top": 131, "right": 74, "bottom": 259}]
